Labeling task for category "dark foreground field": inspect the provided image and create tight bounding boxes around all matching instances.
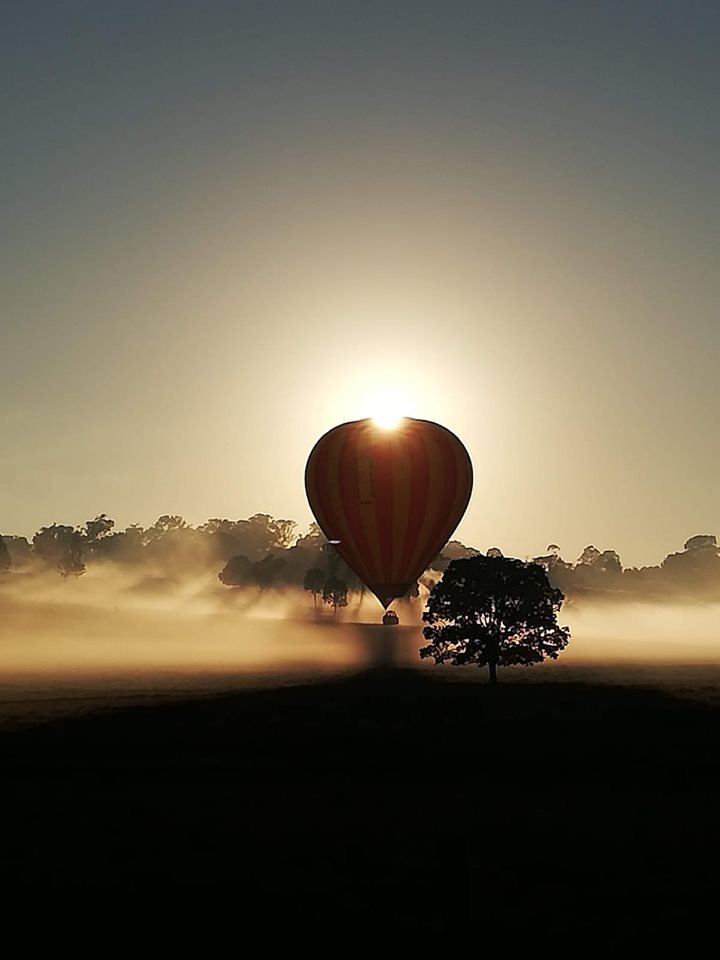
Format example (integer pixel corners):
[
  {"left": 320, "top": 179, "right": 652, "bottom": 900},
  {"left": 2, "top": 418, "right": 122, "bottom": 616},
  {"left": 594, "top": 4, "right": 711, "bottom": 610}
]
[{"left": 2, "top": 668, "right": 718, "bottom": 935}]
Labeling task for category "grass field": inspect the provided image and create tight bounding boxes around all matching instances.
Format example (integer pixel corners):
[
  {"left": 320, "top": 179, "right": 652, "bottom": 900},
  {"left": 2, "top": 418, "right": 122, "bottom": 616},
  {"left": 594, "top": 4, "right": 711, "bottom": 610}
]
[
  {"left": 1, "top": 658, "right": 718, "bottom": 935},
  {"left": 1, "top": 596, "right": 718, "bottom": 933}
]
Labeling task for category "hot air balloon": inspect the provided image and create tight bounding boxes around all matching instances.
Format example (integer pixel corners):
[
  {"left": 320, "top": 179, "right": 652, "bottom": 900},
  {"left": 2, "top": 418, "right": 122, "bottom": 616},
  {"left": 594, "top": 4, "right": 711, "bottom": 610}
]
[{"left": 305, "top": 417, "right": 473, "bottom": 616}]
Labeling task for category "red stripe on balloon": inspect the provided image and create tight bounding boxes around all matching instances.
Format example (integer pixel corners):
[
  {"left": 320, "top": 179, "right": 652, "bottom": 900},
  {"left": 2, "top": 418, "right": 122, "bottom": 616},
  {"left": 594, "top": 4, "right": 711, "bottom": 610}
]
[
  {"left": 306, "top": 437, "right": 335, "bottom": 538},
  {"left": 371, "top": 428, "right": 396, "bottom": 585},
  {"left": 399, "top": 423, "right": 430, "bottom": 575},
  {"left": 327, "top": 431, "right": 365, "bottom": 576},
  {"left": 390, "top": 427, "right": 413, "bottom": 583},
  {"left": 310, "top": 429, "right": 367, "bottom": 583},
  {"left": 423, "top": 424, "right": 461, "bottom": 569},
  {"left": 337, "top": 426, "right": 377, "bottom": 585}
]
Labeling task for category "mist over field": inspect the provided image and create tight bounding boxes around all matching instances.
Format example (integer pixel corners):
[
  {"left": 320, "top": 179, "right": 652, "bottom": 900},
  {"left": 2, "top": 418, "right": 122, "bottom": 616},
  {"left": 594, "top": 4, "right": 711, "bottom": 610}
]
[
  {"left": 2, "top": 559, "right": 720, "bottom": 722},
  {"left": 0, "top": 564, "right": 410, "bottom": 678},
  {"left": 2, "top": 514, "right": 720, "bottom": 724}
]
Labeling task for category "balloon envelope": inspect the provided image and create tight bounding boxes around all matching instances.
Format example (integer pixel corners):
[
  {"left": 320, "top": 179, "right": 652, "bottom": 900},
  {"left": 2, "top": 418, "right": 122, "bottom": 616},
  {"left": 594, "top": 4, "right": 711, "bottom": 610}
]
[{"left": 305, "top": 417, "right": 473, "bottom": 607}]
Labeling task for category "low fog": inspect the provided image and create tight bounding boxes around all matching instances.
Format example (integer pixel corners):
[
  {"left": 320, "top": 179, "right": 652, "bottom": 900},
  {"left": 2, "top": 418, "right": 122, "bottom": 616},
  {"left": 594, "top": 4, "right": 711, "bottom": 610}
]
[
  {"left": 2, "top": 561, "right": 720, "bottom": 721},
  {"left": 0, "top": 566, "right": 418, "bottom": 706}
]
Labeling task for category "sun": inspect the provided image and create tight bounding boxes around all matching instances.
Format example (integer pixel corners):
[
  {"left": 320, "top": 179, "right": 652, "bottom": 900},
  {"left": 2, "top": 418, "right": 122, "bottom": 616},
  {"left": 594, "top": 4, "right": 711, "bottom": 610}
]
[{"left": 369, "top": 389, "right": 407, "bottom": 429}]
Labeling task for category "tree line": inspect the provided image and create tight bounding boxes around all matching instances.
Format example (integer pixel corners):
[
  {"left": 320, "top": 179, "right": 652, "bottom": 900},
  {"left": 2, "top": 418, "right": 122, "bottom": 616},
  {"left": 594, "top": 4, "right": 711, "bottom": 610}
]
[{"left": 2, "top": 514, "right": 720, "bottom": 603}]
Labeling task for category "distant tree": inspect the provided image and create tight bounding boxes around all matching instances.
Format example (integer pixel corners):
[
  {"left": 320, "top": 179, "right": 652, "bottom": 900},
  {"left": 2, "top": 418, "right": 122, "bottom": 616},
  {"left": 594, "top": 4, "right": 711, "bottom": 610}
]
[
  {"left": 532, "top": 545, "right": 573, "bottom": 595},
  {"left": 0, "top": 536, "right": 11, "bottom": 573},
  {"left": 430, "top": 539, "right": 480, "bottom": 572},
  {"left": 661, "top": 534, "right": 720, "bottom": 597},
  {"left": 486, "top": 547, "right": 504, "bottom": 558},
  {"left": 323, "top": 577, "right": 348, "bottom": 614},
  {"left": 142, "top": 516, "right": 209, "bottom": 575},
  {"left": 567, "top": 544, "right": 616, "bottom": 595},
  {"left": 80, "top": 514, "right": 116, "bottom": 562},
  {"left": 294, "top": 522, "right": 324, "bottom": 550},
  {"left": 303, "top": 567, "right": 325, "bottom": 609},
  {"left": 146, "top": 515, "right": 187, "bottom": 541},
  {"left": 201, "top": 514, "right": 297, "bottom": 562},
  {"left": 161, "top": 515, "right": 187, "bottom": 532},
  {"left": 595, "top": 549, "right": 622, "bottom": 576},
  {"left": 33, "top": 524, "right": 77, "bottom": 568},
  {"left": 622, "top": 563, "right": 664, "bottom": 599},
  {"left": 199, "top": 519, "right": 235, "bottom": 537},
  {"left": 252, "top": 554, "right": 287, "bottom": 590},
  {"left": 684, "top": 535, "right": 718, "bottom": 554},
  {"left": 270, "top": 518, "right": 297, "bottom": 550},
  {"left": 321, "top": 541, "right": 342, "bottom": 577},
  {"left": 218, "top": 555, "right": 254, "bottom": 588},
  {"left": 246, "top": 514, "right": 296, "bottom": 553},
  {"left": 421, "top": 556, "right": 570, "bottom": 685},
  {"left": 97, "top": 525, "right": 145, "bottom": 565},
  {"left": 197, "top": 521, "right": 245, "bottom": 565},
  {"left": 577, "top": 545, "right": 601, "bottom": 566},
  {"left": 57, "top": 532, "right": 86, "bottom": 579},
  {"left": 1, "top": 536, "right": 32, "bottom": 569},
  {"left": 83, "top": 514, "right": 115, "bottom": 543},
  {"left": 318, "top": 543, "right": 363, "bottom": 593}
]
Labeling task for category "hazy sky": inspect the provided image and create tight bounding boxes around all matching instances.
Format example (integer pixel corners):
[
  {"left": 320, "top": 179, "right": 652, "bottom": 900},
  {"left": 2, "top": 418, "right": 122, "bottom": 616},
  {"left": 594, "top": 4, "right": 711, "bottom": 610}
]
[{"left": 2, "top": 1, "right": 719, "bottom": 567}]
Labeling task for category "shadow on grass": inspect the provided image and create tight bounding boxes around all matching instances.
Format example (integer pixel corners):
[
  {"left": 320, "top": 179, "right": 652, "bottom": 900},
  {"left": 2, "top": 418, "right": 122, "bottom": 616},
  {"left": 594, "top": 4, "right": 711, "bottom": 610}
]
[{"left": 1, "top": 670, "right": 718, "bottom": 933}]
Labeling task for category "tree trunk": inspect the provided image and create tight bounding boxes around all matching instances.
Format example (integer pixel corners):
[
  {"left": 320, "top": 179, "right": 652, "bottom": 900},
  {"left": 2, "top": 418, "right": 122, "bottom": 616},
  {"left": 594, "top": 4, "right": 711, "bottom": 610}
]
[{"left": 488, "top": 661, "right": 498, "bottom": 686}]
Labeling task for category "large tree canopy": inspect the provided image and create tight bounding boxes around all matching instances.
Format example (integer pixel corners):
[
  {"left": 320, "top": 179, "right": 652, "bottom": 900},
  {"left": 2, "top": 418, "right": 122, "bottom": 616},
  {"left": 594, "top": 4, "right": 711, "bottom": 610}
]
[{"left": 421, "top": 555, "right": 570, "bottom": 684}]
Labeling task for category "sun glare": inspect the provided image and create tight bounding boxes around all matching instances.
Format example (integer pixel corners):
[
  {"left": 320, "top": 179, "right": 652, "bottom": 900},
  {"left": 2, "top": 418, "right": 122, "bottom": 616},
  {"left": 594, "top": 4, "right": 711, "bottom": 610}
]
[{"left": 369, "top": 390, "right": 407, "bottom": 429}]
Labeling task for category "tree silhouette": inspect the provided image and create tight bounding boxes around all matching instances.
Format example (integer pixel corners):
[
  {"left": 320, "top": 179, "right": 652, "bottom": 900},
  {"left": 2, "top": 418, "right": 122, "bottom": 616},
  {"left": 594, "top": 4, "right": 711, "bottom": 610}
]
[
  {"left": 11, "top": 505, "right": 720, "bottom": 606},
  {"left": 83, "top": 514, "right": 115, "bottom": 543},
  {"left": 57, "top": 532, "right": 86, "bottom": 579},
  {"left": 1, "top": 537, "right": 31, "bottom": 569},
  {"left": 321, "top": 541, "right": 342, "bottom": 577},
  {"left": 421, "top": 555, "right": 570, "bottom": 685},
  {"left": 661, "top": 534, "right": 720, "bottom": 596},
  {"left": 684, "top": 535, "right": 718, "bottom": 553},
  {"left": 323, "top": 577, "right": 348, "bottom": 614},
  {"left": 0, "top": 536, "right": 11, "bottom": 573},
  {"left": 595, "top": 549, "right": 622, "bottom": 576},
  {"left": 294, "top": 522, "right": 324, "bottom": 550},
  {"left": 33, "top": 524, "right": 77, "bottom": 567},
  {"left": 147, "top": 515, "right": 187, "bottom": 538},
  {"left": 303, "top": 567, "right": 325, "bottom": 609},
  {"left": 319, "top": 542, "right": 364, "bottom": 593},
  {"left": 253, "top": 554, "right": 287, "bottom": 590},
  {"left": 200, "top": 514, "right": 297, "bottom": 562},
  {"left": 218, "top": 555, "right": 253, "bottom": 588},
  {"left": 244, "top": 514, "right": 296, "bottom": 555},
  {"left": 430, "top": 539, "right": 480, "bottom": 572},
  {"left": 577, "top": 545, "right": 601, "bottom": 566}
]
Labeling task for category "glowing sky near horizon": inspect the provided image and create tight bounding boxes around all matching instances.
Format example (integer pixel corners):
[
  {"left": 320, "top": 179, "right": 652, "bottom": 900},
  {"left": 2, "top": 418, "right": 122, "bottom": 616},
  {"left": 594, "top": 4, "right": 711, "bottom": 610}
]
[{"left": 2, "top": 1, "right": 719, "bottom": 567}]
